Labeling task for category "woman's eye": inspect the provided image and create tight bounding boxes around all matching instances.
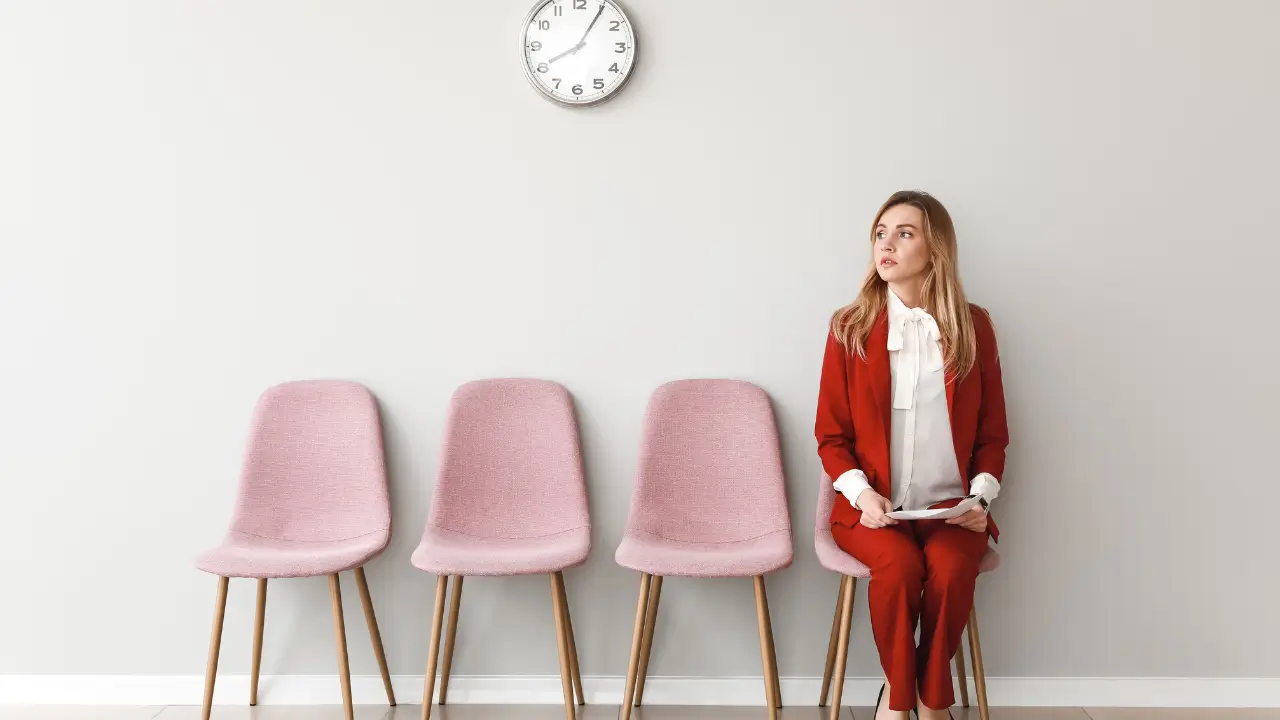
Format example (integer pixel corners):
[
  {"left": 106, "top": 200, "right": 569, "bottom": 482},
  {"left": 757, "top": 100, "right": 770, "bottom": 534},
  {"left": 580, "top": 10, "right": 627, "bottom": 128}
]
[
  {"left": 876, "top": 232, "right": 886, "bottom": 240},
  {"left": 900, "top": 232, "right": 912, "bottom": 239}
]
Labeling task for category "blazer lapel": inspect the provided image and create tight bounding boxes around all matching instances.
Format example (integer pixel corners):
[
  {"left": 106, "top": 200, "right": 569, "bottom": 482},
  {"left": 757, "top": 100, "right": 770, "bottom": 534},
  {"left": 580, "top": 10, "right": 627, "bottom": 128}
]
[{"left": 865, "top": 310, "right": 893, "bottom": 465}]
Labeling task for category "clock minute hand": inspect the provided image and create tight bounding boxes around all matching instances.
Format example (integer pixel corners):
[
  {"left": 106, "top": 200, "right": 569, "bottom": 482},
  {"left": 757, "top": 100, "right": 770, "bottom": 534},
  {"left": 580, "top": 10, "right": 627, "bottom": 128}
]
[{"left": 575, "top": 4, "right": 607, "bottom": 46}]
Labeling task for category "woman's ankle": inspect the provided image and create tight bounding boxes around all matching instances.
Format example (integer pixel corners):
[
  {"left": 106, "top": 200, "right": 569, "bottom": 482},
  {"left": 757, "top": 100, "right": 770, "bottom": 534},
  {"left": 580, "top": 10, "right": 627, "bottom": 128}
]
[{"left": 876, "top": 679, "right": 906, "bottom": 717}]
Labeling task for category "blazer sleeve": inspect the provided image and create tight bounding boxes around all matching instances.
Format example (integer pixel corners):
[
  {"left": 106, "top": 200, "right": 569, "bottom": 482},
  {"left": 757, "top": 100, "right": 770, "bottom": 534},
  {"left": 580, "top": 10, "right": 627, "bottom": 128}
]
[
  {"left": 815, "top": 331, "right": 861, "bottom": 481},
  {"left": 971, "top": 308, "right": 1009, "bottom": 481}
]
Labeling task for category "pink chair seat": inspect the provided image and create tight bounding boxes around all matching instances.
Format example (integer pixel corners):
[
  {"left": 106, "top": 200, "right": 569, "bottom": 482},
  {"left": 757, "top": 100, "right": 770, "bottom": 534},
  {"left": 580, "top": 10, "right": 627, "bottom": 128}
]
[
  {"left": 979, "top": 549, "right": 1001, "bottom": 573},
  {"left": 815, "top": 523, "right": 873, "bottom": 578},
  {"left": 411, "top": 525, "right": 590, "bottom": 576},
  {"left": 615, "top": 528, "right": 793, "bottom": 578},
  {"left": 196, "top": 528, "right": 390, "bottom": 579},
  {"left": 815, "top": 474, "right": 1001, "bottom": 577}
]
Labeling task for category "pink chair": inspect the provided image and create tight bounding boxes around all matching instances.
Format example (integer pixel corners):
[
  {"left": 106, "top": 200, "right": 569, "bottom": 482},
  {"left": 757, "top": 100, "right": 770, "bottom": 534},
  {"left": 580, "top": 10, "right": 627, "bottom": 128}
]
[
  {"left": 616, "top": 380, "right": 794, "bottom": 720},
  {"left": 411, "top": 379, "right": 590, "bottom": 720},
  {"left": 815, "top": 474, "right": 1000, "bottom": 720},
  {"left": 194, "top": 380, "right": 395, "bottom": 720}
]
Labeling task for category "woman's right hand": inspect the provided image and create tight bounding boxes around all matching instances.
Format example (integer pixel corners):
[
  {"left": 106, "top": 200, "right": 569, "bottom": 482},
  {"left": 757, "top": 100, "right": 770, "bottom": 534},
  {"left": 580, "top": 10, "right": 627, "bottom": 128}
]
[{"left": 855, "top": 489, "right": 898, "bottom": 528}]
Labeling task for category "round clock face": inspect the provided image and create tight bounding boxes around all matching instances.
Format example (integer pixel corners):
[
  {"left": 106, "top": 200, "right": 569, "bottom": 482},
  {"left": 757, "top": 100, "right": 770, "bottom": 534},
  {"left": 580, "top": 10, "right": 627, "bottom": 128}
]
[{"left": 521, "top": 0, "right": 637, "bottom": 107}]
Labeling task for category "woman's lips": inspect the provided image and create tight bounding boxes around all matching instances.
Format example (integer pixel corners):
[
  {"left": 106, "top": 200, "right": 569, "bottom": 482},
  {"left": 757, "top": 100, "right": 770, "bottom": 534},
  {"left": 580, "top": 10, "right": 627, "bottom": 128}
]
[{"left": 879, "top": 258, "right": 897, "bottom": 267}]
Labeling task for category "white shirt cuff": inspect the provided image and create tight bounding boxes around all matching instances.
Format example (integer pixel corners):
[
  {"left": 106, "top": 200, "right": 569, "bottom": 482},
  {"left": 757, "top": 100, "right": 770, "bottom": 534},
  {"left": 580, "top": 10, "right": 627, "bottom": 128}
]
[
  {"left": 832, "top": 469, "right": 873, "bottom": 508},
  {"left": 970, "top": 473, "right": 1001, "bottom": 505}
]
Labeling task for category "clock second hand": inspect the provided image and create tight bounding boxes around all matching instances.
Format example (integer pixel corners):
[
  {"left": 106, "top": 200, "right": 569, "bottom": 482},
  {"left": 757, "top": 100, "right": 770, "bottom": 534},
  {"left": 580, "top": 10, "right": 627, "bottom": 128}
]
[{"left": 549, "top": 3, "right": 606, "bottom": 65}]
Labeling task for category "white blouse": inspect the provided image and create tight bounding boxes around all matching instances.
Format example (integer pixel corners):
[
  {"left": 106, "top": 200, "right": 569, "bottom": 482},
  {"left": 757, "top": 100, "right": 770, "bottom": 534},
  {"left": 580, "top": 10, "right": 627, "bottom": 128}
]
[{"left": 832, "top": 290, "right": 1000, "bottom": 511}]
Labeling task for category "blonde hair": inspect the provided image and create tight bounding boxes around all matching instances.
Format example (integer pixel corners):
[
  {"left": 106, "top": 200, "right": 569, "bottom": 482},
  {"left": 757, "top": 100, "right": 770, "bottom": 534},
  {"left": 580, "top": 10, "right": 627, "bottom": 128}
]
[{"left": 831, "top": 190, "right": 979, "bottom": 377}]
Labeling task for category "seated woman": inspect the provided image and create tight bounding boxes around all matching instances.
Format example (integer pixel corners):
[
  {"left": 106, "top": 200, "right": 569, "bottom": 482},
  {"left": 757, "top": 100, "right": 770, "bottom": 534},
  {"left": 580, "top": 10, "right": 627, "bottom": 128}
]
[{"left": 816, "top": 190, "right": 1009, "bottom": 720}]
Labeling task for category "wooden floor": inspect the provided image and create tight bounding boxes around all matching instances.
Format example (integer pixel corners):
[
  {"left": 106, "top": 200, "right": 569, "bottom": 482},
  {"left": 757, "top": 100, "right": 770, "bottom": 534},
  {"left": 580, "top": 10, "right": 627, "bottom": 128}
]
[{"left": 4, "top": 707, "right": 1280, "bottom": 719}]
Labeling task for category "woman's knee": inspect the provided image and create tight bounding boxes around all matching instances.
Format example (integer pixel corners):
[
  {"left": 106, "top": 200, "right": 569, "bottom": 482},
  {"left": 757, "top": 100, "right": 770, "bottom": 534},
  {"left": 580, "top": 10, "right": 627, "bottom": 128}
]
[
  {"left": 923, "top": 546, "right": 981, "bottom": 588},
  {"left": 872, "top": 545, "right": 925, "bottom": 586}
]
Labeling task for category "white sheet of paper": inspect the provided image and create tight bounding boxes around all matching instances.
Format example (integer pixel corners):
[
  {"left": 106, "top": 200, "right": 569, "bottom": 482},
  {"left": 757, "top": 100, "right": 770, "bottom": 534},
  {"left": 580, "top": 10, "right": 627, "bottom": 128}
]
[{"left": 886, "top": 495, "right": 983, "bottom": 521}]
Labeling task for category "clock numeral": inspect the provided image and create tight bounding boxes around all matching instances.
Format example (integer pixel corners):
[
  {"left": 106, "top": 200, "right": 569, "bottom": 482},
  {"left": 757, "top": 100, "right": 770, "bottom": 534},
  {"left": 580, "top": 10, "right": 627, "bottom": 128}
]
[
  {"left": 593, "top": 78, "right": 604, "bottom": 90},
  {"left": 553, "top": 5, "right": 562, "bottom": 16},
  {"left": 552, "top": 78, "right": 562, "bottom": 89},
  {"left": 608, "top": 62, "right": 619, "bottom": 73},
  {"left": 536, "top": 62, "right": 549, "bottom": 73},
  {"left": 615, "top": 42, "right": 627, "bottom": 53},
  {"left": 573, "top": 0, "right": 586, "bottom": 8},
  {"left": 529, "top": 40, "right": 542, "bottom": 51},
  {"left": 539, "top": 19, "right": 551, "bottom": 29},
  {"left": 571, "top": 84, "right": 583, "bottom": 96},
  {"left": 609, "top": 20, "right": 621, "bottom": 31}
]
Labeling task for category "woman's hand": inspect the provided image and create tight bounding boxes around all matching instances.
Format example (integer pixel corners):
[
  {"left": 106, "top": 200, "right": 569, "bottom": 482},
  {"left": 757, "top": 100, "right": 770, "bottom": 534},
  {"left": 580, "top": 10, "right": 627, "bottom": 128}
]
[
  {"left": 855, "top": 489, "right": 898, "bottom": 529},
  {"left": 946, "top": 506, "right": 988, "bottom": 533}
]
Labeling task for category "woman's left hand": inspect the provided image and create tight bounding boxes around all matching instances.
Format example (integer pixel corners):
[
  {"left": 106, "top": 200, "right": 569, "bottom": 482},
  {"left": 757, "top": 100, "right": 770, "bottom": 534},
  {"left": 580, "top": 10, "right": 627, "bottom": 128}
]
[{"left": 945, "top": 506, "right": 987, "bottom": 533}]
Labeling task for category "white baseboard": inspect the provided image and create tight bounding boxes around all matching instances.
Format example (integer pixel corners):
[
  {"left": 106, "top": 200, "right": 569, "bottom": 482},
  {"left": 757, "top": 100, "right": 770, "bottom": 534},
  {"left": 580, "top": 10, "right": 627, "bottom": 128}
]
[{"left": 1, "top": 674, "right": 1277, "bottom": 708}]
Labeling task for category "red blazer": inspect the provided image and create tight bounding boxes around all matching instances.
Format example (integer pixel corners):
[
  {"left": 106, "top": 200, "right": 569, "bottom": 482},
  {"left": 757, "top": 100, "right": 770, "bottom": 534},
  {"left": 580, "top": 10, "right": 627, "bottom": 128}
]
[{"left": 816, "top": 305, "right": 1009, "bottom": 540}]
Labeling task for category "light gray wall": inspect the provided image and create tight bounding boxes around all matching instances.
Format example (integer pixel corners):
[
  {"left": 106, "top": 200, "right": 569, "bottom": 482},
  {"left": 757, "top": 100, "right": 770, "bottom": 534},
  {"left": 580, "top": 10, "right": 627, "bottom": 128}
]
[{"left": 1, "top": 0, "right": 1277, "bottom": 681}]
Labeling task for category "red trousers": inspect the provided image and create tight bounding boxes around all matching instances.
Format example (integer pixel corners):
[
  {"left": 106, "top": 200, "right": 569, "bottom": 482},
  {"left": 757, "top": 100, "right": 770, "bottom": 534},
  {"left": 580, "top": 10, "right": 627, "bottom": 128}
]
[{"left": 831, "top": 519, "right": 988, "bottom": 711}]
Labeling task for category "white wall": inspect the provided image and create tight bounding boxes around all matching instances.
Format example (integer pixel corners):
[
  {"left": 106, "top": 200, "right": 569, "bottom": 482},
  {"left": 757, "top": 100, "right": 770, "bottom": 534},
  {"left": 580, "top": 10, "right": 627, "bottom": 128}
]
[{"left": 2, "top": 0, "right": 1278, "bottom": 692}]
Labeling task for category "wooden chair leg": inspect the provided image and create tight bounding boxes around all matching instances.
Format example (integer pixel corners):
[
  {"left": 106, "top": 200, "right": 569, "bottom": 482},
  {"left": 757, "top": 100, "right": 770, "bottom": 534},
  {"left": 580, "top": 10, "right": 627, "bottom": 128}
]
[
  {"left": 353, "top": 566, "right": 396, "bottom": 707},
  {"left": 549, "top": 573, "right": 577, "bottom": 720},
  {"left": 438, "top": 575, "right": 464, "bottom": 705},
  {"left": 249, "top": 579, "right": 267, "bottom": 706},
  {"left": 619, "top": 573, "right": 652, "bottom": 720},
  {"left": 554, "top": 571, "right": 585, "bottom": 705},
  {"left": 328, "top": 574, "right": 354, "bottom": 720},
  {"left": 954, "top": 633, "right": 970, "bottom": 708},
  {"left": 819, "top": 578, "right": 847, "bottom": 707},
  {"left": 201, "top": 576, "right": 229, "bottom": 720},
  {"left": 760, "top": 577, "right": 782, "bottom": 709},
  {"left": 827, "top": 576, "right": 856, "bottom": 720},
  {"left": 968, "top": 605, "right": 990, "bottom": 720},
  {"left": 633, "top": 575, "right": 663, "bottom": 707},
  {"left": 751, "top": 576, "right": 779, "bottom": 720},
  {"left": 420, "top": 575, "right": 449, "bottom": 720}
]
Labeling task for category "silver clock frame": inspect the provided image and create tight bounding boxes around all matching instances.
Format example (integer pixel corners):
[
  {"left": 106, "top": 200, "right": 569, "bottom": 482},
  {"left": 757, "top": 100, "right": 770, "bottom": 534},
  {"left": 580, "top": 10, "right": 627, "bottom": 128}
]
[{"left": 520, "top": 0, "right": 638, "bottom": 108}]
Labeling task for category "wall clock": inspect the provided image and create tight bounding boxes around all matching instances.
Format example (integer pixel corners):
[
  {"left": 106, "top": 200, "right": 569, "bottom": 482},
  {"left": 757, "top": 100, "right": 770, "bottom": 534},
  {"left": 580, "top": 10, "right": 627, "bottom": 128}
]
[{"left": 521, "top": 0, "right": 637, "bottom": 107}]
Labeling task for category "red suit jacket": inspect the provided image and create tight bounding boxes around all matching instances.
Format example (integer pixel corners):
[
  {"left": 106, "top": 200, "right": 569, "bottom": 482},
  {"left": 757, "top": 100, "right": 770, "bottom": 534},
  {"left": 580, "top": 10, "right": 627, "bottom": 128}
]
[{"left": 815, "top": 305, "right": 1009, "bottom": 540}]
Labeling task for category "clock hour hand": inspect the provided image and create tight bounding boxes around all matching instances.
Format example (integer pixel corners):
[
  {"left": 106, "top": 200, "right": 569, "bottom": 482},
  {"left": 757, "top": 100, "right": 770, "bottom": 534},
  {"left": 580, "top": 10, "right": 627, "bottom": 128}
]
[{"left": 547, "top": 41, "right": 584, "bottom": 64}]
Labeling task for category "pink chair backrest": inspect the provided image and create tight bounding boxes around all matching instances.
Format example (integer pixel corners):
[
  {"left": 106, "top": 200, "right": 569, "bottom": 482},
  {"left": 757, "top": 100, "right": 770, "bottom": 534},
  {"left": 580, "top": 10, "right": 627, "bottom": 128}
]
[
  {"left": 428, "top": 379, "right": 590, "bottom": 539},
  {"left": 626, "top": 380, "right": 791, "bottom": 544},
  {"left": 229, "top": 380, "right": 390, "bottom": 542}
]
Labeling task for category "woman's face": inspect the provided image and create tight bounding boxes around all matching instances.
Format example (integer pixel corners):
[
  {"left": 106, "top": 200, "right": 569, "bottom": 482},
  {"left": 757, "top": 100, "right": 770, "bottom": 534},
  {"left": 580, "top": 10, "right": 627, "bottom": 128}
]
[{"left": 874, "top": 203, "right": 931, "bottom": 284}]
